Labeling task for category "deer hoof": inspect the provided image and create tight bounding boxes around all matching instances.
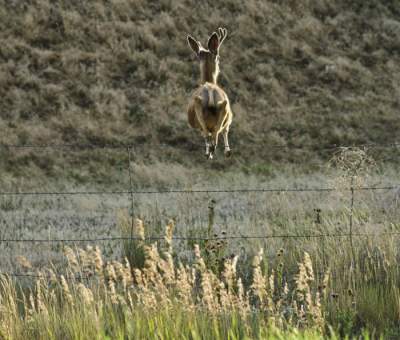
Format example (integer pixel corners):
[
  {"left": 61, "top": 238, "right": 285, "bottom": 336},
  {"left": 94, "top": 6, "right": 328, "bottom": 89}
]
[
  {"left": 208, "top": 153, "right": 214, "bottom": 160},
  {"left": 224, "top": 149, "right": 232, "bottom": 158}
]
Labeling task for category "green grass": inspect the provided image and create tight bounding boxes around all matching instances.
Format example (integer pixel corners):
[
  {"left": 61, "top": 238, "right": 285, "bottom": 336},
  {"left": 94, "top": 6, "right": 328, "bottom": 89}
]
[
  {"left": 1, "top": 224, "right": 394, "bottom": 339},
  {"left": 0, "top": 299, "right": 339, "bottom": 340}
]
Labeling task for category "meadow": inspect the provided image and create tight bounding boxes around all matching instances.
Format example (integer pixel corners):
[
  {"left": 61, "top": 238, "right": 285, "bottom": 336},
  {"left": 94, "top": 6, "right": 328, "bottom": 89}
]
[{"left": 0, "top": 147, "right": 399, "bottom": 338}]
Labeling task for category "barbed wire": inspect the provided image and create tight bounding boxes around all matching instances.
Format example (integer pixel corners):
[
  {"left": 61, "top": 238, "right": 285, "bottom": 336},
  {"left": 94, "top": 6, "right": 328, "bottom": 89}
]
[
  {"left": 0, "top": 185, "right": 398, "bottom": 197},
  {"left": 1, "top": 272, "right": 92, "bottom": 280},
  {"left": 1, "top": 231, "right": 400, "bottom": 280},
  {"left": 2, "top": 231, "right": 400, "bottom": 280},
  {"left": 2, "top": 231, "right": 400, "bottom": 244},
  {"left": 0, "top": 141, "right": 399, "bottom": 281},
  {"left": 0, "top": 142, "right": 177, "bottom": 150},
  {"left": 0, "top": 141, "right": 399, "bottom": 151}
]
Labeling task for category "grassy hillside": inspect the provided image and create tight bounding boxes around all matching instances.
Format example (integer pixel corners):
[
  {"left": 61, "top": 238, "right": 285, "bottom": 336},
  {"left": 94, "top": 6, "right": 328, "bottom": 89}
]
[{"left": 1, "top": 0, "right": 400, "bottom": 185}]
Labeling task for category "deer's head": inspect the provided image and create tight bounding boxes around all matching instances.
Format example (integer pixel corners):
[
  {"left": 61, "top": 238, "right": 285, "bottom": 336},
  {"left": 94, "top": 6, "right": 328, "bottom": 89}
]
[{"left": 187, "top": 28, "right": 228, "bottom": 84}]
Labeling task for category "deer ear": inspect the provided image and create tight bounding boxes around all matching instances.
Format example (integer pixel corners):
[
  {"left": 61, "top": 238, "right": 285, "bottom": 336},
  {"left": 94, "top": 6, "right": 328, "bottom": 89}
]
[
  {"left": 187, "top": 35, "right": 200, "bottom": 55},
  {"left": 207, "top": 32, "right": 219, "bottom": 54}
]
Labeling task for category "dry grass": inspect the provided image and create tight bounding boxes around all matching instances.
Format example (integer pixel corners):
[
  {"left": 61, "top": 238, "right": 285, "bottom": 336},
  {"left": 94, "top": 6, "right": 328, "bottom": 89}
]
[
  {"left": 0, "top": 0, "right": 400, "bottom": 183},
  {"left": 1, "top": 2, "right": 400, "bottom": 337},
  {"left": 0, "top": 212, "right": 398, "bottom": 338},
  {"left": 0, "top": 156, "right": 399, "bottom": 337},
  {"left": 0, "top": 223, "right": 328, "bottom": 339}
]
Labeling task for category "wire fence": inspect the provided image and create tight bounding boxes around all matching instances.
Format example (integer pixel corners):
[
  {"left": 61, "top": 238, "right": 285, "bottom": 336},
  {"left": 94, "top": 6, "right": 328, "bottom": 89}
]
[
  {"left": 2, "top": 272, "right": 93, "bottom": 280},
  {"left": 0, "top": 185, "right": 398, "bottom": 196},
  {"left": 0, "top": 141, "right": 399, "bottom": 150},
  {"left": 0, "top": 141, "right": 399, "bottom": 280},
  {"left": 2, "top": 231, "right": 400, "bottom": 244},
  {"left": 3, "top": 231, "right": 400, "bottom": 280}
]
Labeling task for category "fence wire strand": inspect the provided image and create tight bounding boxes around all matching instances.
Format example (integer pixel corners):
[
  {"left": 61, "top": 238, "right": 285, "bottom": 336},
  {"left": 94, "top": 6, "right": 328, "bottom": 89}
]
[
  {"left": 0, "top": 141, "right": 399, "bottom": 281},
  {"left": 1, "top": 272, "right": 92, "bottom": 280},
  {"left": 1, "top": 232, "right": 400, "bottom": 244},
  {"left": 0, "top": 141, "right": 399, "bottom": 151},
  {"left": 0, "top": 185, "right": 398, "bottom": 197},
  {"left": 2, "top": 231, "right": 400, "bottom": 280}
]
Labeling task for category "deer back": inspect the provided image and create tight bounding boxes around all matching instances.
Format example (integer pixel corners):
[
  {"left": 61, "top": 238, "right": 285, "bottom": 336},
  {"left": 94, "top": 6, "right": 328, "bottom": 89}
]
[{"left": 188, "top": 82, "right": 231, "bottom": 131}]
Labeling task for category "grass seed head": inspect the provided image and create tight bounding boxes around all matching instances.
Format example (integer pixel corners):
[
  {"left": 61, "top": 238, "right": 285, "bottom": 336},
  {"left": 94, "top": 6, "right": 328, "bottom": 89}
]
[
  {"left": 60, "top": 275, "right": 73, "bottom": 305},
  {"left": 16, "top": 256, "right": 32, "bottom": 270},
  {"left": 93, "top": 246, "right": 104, "bottom": 273},
  {"left": 77, "top": 283, "right": 94, "bottom": 305},
  {"left": 135, "top": 218, "right": 145, "bottom": 241},
  {"left": 64, "top": 246, "right": 79, "bottom": 270}
]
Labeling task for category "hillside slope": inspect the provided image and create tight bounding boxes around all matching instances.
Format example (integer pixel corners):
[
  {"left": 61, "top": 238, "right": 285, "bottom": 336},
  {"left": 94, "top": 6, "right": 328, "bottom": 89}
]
[{"left": 0, "top": 0, "right": 399, "bottom": 185}]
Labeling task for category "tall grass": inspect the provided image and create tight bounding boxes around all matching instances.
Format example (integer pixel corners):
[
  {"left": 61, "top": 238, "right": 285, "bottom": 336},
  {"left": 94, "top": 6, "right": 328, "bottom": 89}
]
[
  {"left": 0, "top": 218, "right": 327, "bottom": 339},
  {"left": 0, "top": 214, "right": 395, "bottom": 339}
]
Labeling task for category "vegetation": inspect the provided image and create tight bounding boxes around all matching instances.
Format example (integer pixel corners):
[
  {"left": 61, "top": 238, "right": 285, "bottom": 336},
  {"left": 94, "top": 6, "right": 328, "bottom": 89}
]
[
  {"left": 0, "top": 219, "right": 391, "bottom": 339},
  {"left": 1, "top": 0, "right": 400, "bottom": 185},
  {"left": 1, "top": 1, "right": 400, "bottom": 338},
  {"left": 2, "top": 151, "right": 399, "bottom": 338}
]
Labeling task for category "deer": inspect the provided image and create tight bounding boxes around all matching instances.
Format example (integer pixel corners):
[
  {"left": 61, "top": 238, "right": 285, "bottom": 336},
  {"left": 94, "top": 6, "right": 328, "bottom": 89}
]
[{"left": 187, "top": 27, "right": 233, "bottom": 159}]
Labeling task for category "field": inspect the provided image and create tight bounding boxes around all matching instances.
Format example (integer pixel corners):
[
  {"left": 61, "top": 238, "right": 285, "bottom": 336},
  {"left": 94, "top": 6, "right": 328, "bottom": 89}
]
[
  {"left": 0, "top": 146, "right": 399, "bottom": 338},
  {"left": 2, "top": 0, "right": 400, "bottom": 338}
]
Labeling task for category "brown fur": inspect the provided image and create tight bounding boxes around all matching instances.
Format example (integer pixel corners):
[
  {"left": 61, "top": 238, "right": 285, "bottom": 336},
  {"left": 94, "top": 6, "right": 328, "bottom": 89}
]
[
  {"left": 186, "top": 28, "right": 233, "bottom": 159},
  {"left": 188, "top": 83, "right": 231, "bottom": 131}
]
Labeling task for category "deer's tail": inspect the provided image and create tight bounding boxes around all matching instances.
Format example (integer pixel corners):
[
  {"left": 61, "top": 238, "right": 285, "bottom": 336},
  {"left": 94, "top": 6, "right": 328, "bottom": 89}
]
[
  {"left": 201, "top": 85, "right": 221, "bottom": 109},
  {"left": 195, "top": 85, "right": 227, "bottom": 115}
]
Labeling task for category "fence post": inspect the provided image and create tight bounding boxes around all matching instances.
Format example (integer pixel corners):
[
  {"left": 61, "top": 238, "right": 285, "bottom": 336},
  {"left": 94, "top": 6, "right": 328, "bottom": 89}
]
[
  {"left": 208, "top": 199, "right": 216, "bottom": 238},
  {"left": 314, "top": 208, "right": 321, "bottom": 225},
  {"left": 349, "top": 177, "right": 355, "bottom": 256},
  {"left": 314, "top": 208, "right": 324, "bottom": 266},
  {"left": 349, "top": 176, "right": 356, "bottom": 290},
  {"left": 127, "top": 146, "right": 135, "bottom": 241}
]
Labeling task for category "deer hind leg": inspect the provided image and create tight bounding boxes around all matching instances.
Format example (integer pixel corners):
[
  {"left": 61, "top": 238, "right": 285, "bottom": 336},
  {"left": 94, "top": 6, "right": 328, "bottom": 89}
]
[
  {"left": 222, "top": 126, "right": 231, "bottom": 158},
  {"left": 194, "top": 97, "right": 212, "bottom": 158},
  {"left": 209, "top": 123, "right": 223, "bottom": 159},
  {"left": 204, "top": 136, "right": 212, "bottom": 159},
  {"left": 210, "top": 130, "right": 219, "bottom": 155},
  {"left": 208, "top": 134, "right": 216, "bottom": 159},
  {"left": 209, "top": 100, "right": 228, "bottom": 158}
]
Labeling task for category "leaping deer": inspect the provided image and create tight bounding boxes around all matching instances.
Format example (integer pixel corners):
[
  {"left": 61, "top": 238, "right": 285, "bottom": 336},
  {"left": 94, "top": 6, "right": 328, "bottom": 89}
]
[{"left": 187, "top": 28, "right": 233, "bottom": 159}]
